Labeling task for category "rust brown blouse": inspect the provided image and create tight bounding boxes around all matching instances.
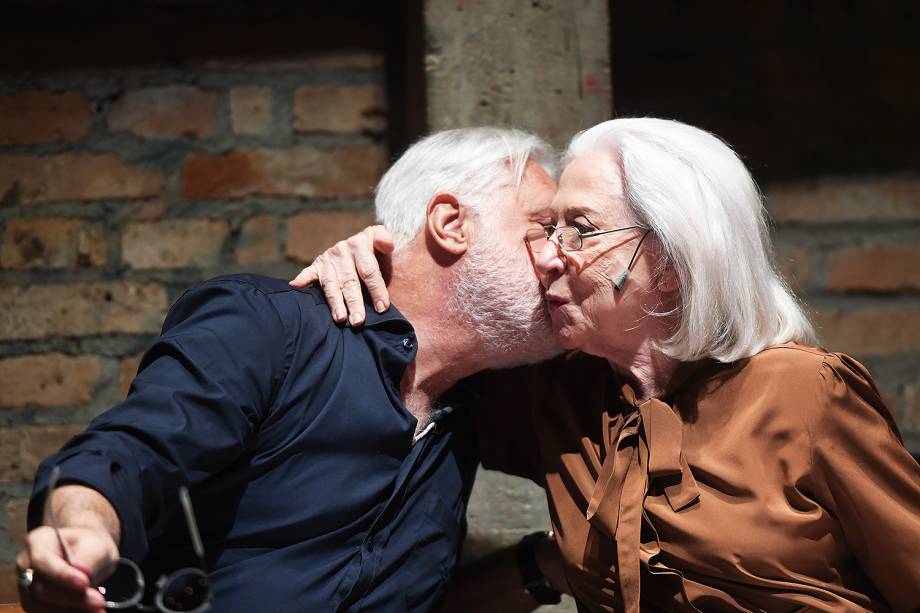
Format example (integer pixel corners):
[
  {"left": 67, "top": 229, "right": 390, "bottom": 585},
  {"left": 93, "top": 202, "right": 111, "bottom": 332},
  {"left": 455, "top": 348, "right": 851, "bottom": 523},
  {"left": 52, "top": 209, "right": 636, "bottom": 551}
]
[{"left": 474, "top": 344, "right": 920, "bottom": 612}]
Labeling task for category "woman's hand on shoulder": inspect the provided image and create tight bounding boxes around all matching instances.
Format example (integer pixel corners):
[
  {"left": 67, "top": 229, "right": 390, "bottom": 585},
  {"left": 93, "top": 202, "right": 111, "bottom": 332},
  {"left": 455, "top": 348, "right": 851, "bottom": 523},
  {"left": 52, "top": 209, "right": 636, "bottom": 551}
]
[{"left": 289, "top": 225, "right": 394, "bottom": 326}]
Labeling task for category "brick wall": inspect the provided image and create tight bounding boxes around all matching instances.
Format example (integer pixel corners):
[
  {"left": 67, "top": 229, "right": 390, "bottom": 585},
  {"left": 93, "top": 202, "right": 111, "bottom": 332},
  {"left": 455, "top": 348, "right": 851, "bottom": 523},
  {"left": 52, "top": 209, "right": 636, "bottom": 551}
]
[
  {"left": 767, "top": 176, "right": 920, "bottom": 451},
  {"left": 0, "top": 14, "right": 390, "bottom": 594}
]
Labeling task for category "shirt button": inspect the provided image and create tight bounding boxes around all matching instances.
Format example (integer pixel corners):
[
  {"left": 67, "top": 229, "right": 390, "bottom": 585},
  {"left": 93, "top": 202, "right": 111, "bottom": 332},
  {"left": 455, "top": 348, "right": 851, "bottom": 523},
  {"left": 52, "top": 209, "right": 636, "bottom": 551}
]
[{"left": 402, "top": 337, "right": 414, "bottom": 350}]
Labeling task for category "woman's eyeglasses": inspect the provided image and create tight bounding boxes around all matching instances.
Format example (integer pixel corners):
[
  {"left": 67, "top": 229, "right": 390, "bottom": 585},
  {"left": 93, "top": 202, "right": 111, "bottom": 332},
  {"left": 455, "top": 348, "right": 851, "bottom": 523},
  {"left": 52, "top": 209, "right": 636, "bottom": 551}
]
[
  {"left": 524, "top": 224, "right": 644, "bottom": 252},
  {"left": 524, "top": 224, "right": 652, "bottom": 290},
  {"left": 45, "top": 465, "right": 213, "bottom": 612}
]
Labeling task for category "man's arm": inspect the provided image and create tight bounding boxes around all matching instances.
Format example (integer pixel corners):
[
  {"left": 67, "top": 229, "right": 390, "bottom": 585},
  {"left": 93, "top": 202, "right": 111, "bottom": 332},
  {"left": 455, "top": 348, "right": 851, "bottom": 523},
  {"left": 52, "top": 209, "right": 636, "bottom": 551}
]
[{"left": 18, "top": 276, "right": 291, "bottom": 612}]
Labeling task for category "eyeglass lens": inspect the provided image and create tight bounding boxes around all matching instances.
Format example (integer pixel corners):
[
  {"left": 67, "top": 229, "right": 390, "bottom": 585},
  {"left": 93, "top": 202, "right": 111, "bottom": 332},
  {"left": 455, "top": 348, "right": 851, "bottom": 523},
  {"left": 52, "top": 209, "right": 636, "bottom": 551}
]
[
  {"left": 525, "top": 227, "right": 558, "bottom": 251},
  {"left": 554, "top": 227, "right": 582, "bottom": 250},
  {"left": 524, "top": 226, "right": 581, "bottom": 251},
  {"left": 93, "top": 558, "right": 144, "bottom": 609},
  {"left": 156, "top": 569, "right": 211, "bottom": 612}
]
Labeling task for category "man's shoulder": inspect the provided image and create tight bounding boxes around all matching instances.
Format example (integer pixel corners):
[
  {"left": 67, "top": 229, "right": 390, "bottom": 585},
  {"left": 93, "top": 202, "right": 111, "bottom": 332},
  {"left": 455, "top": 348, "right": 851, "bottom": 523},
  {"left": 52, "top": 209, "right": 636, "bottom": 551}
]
[
  {"left": 184, "top": 274, "right": 328, "bottom": 316},
  {"left": 164, "top": 274, "right": 331, "bottom": 338},
  {"left": 199, "top": 273, "right": 322, "bottom": 301}
]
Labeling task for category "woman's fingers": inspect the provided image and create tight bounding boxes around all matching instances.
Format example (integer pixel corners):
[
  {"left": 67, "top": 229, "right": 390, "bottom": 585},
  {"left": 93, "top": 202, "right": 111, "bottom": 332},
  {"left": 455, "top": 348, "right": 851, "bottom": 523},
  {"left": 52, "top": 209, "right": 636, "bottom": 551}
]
[
  {"left": 370, "top": 225, "right": 395, "bottom": 255},
  {"left": 364, "top": 226, "right": 394, "bottom": 313},
  {"left": 316, "top": 256, "right": 348, "bottom": 323},
  {"left": 289, "top": 263, "right": 319, "bottom": 288},
  {"left": 355, "top": 247, "right": 388, "bottom": 315},
  {"left": 289, "top": 224, "right": 395, "bottom": 324}
]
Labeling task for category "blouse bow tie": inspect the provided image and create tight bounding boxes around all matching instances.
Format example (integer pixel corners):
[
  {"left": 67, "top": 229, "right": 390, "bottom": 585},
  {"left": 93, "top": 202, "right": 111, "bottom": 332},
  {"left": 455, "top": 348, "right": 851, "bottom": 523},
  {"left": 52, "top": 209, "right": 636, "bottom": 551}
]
[{"left": 585, "top": 384, "right": 700, "bottom": 613}]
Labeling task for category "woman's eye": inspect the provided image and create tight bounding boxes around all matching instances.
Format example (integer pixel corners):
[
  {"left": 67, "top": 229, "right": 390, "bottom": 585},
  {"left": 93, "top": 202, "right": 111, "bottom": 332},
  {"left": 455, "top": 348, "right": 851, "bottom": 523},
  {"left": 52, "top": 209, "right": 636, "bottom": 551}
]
[{"left": 571, "top": 220, "right": 595, "bottom": 234}]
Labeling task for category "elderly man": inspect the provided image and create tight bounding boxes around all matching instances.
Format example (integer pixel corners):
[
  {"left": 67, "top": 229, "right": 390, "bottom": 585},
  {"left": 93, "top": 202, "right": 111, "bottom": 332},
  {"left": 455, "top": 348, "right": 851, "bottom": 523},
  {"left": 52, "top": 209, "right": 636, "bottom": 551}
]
[{"left": 16, "top": 127, "right": 559, "bottom": 612}]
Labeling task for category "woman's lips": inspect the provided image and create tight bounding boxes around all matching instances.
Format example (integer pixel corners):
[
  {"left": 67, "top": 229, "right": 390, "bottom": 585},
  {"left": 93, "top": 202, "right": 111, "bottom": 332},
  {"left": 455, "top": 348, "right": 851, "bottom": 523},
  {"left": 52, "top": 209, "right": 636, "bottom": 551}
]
[{"left": 544, "top": 294, "right": 569, "bottom": 312}]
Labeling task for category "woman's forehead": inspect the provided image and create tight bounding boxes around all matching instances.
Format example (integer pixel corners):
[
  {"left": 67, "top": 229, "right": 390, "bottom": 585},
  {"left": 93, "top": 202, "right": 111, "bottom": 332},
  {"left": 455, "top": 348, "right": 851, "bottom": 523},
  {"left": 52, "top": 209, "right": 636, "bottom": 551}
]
[{"left": 550, "top": 153, "right": 626, "bottom": 220}]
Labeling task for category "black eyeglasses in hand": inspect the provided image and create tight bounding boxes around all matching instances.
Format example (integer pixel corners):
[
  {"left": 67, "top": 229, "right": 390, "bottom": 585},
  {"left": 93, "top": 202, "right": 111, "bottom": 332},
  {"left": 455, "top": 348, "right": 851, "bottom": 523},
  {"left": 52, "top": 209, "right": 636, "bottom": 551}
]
[{"left": 45, "top": 465, "right": 213, "bottom": 612}]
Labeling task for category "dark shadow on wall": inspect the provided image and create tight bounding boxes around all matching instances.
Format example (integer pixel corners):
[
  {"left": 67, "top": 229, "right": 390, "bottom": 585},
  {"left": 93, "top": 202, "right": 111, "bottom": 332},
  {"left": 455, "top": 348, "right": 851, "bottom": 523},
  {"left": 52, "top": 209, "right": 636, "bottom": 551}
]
[
  {"left": 610, "top": 0, "right": 920, "bottom": 183},
  {"left": 0, "top": 0, "right": 424, "bottom": 160}
]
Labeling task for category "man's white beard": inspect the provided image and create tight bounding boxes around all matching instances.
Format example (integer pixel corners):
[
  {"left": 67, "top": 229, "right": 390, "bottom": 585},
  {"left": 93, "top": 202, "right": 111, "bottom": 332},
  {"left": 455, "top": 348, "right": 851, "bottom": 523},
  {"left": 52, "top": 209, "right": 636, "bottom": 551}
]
[{"left": 445, "top": 236, "right": 561, "bottom": 368}]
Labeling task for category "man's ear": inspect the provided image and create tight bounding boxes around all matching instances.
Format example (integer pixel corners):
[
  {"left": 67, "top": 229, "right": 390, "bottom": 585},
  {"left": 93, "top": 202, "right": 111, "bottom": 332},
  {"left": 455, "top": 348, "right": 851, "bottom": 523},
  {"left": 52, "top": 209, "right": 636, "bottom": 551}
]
[{"left": 425, "top": 193, "right": 470, "bottom": 257}]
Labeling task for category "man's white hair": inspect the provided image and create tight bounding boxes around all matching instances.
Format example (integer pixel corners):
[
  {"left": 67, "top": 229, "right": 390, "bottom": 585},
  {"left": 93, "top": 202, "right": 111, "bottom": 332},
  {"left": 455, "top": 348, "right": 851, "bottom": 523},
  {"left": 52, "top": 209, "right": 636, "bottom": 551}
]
[
  {"left": 567, "top": 117, "right": 816, "bottom": 363},
  {"left": 376, "top": 127, "right": 555, "bottom": 251}
]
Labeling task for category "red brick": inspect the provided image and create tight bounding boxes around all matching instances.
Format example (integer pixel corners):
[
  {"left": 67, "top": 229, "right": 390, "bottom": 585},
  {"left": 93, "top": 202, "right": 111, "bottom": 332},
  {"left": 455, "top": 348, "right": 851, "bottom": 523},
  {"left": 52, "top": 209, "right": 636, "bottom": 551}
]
[
  {"left": 120, "top": 353, "right": 144, "bottom": 399},
  {"left": 7, "top": 498, "right": 29, "bottom": 548},
  {"left": 201, "top": 51, "right": 383, "bottom": 72},
  {"left": 286, "top": 210, "right": 377, "bottom": 263},
  {"left": 765, "top": 176, "right": 920, "bottom": 223},
  {"left": 230, "top": 86, "right": 272, "bottom": 135},
  {"left": 181, "top": 146, "right": 386, "bottom": 200},
  {"left": 0, "top": 424, "right": 85, "bottom": 483},
  {"left": 0, "top": 90, "right": 93, "bottom": 145},
  {"left": 0, "top": 354, "right": 101, "bottom": 409},
  {"left": 237, "top": 215, "right": 280, "bottom": 264},
  {"left": 108, "top": 86, "right": 216, "bottom": 140},
  {"left": 825, "top": 244, "right": 920, "bottom": 292},
  {"left": 121, "top": 219, "right": 229, "bottom": 269},
  {"left": 813, "top": 306, "right": 920, "bottom": 357},
  {"left": 1, "top": 218, "right": 106, "bottom": 269},
  {"left": 0, "top": 153, "right": 164, "bottom": 205},
  {"left": 293, "top": 84, "right": 386, "bottom": 134},
  {"left": 772, "top": 243, "right": 810, "bottom": 292},
  {"left": 0, "top": 282, "right": 167, "bottom": 341}
]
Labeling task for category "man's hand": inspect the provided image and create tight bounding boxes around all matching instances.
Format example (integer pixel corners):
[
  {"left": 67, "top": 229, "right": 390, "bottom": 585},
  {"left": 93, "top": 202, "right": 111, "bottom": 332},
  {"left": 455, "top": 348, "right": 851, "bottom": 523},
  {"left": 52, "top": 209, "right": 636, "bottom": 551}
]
[
  {"left": 17, "top": 485, "right": 121, "bottom": 613},
  {"left": 289, "top": 225, "right": 394, "bottom": 326}
]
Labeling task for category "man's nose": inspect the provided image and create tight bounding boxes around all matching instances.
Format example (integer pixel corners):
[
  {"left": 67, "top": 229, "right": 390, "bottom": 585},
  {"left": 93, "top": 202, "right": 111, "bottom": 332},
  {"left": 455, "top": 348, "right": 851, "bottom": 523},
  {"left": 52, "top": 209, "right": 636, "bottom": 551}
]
[{"left": 531, "top": 239, "right": 566, "bottom": 286}]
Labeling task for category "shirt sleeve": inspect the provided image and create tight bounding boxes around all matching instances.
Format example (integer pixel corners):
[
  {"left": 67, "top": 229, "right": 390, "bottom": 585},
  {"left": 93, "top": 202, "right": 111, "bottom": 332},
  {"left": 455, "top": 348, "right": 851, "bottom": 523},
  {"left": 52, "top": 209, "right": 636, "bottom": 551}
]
[
  {"left": 472, "top": 352, "right": 612, "bottom": 486},
  {"left": 27, "top": 277, "right": 291, "bottom": 560},
  {"left": 809, "top": 352, "right": 920, "bottom": 613},
  {"left": 470, "top": 364, "right": 545, "bottom": 484}
]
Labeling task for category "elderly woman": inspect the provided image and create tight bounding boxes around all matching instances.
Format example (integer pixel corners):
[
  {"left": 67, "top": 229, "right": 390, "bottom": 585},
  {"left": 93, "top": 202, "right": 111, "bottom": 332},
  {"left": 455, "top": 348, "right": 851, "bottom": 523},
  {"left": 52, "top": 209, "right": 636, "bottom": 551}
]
[{"left": 294, "top": 118, "right": 920, "bottom": 612}]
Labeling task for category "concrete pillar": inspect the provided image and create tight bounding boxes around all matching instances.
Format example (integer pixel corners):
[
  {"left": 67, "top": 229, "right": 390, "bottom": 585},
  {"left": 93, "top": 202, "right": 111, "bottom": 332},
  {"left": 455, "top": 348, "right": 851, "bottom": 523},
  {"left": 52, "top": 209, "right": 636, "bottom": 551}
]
[
  {"left": 423, "top": 0, "right": 612, "bottom": 148},
  {"left": 422, "top": 2, "right": 612, "bottom": 610}
]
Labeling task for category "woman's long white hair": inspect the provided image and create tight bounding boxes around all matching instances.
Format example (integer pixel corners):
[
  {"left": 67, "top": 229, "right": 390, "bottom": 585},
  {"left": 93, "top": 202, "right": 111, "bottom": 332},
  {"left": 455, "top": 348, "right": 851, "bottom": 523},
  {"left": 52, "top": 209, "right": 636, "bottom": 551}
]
[{"left": 567, "top": 118, "right": 816, "bottom": 363}]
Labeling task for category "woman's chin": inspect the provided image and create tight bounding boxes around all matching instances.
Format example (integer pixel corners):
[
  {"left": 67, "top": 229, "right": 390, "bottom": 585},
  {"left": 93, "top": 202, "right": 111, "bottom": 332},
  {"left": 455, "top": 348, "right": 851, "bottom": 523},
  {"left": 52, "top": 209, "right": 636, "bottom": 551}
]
[{"left": 552, "top": 321, "right": 583, "bottom": 350}]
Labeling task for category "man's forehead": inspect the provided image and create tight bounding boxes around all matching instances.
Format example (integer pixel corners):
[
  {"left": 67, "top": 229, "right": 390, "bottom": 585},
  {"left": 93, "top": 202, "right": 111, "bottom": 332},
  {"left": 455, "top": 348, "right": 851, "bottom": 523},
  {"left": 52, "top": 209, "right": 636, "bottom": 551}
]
[
  {"left": 516, "top": 160, "right": 557, "bottom": 215},
  {"left": 522, "top": 159, "right": 557, "bottom": 187}
]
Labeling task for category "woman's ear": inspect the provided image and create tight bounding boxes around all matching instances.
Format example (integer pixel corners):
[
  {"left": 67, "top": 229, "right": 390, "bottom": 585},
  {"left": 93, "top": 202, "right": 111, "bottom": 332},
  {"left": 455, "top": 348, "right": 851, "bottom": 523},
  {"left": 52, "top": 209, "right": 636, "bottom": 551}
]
[
  {"left": 425, "top": 193, "right": 470, "bottom": 257},
  {"left": 657, "top": 262, "right": 680, "bottom": 294}
]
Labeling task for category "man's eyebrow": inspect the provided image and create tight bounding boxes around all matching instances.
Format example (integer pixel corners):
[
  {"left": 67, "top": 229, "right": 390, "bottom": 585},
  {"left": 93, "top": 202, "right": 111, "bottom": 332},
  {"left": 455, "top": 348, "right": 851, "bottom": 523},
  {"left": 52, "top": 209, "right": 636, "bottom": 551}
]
[{"left": 521, "top": 200, "right": 552, "bottom": 217}]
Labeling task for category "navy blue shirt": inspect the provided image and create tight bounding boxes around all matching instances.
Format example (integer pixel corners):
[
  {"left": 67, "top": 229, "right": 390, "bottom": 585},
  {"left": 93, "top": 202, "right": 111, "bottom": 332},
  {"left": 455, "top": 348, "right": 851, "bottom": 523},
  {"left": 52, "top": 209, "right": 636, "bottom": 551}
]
[{"left": 28, "top": 275, "right": 479, "bottom": 612}]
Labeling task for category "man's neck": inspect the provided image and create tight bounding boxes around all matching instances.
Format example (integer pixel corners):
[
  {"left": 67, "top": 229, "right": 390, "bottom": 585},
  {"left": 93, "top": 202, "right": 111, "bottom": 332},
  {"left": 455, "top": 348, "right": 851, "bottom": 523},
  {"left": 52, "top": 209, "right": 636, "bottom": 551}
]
[{"left": 386, "top": 257, "right": 489, "bottom": 422}]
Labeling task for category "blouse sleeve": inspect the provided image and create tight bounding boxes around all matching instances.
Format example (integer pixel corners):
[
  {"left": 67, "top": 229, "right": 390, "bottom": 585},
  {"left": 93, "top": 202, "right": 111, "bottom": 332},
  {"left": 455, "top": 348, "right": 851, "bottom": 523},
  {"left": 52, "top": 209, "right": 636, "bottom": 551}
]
[{"left": 809, "top": 352, "right": 920, "bottom": 612}]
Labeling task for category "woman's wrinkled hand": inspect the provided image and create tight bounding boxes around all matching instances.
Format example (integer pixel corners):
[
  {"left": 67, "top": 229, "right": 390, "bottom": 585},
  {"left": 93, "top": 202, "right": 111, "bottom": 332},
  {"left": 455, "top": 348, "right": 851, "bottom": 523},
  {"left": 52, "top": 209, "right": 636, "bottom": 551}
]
[{"left": 289, "top": 225, "right": 395, "bottom": 326}]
